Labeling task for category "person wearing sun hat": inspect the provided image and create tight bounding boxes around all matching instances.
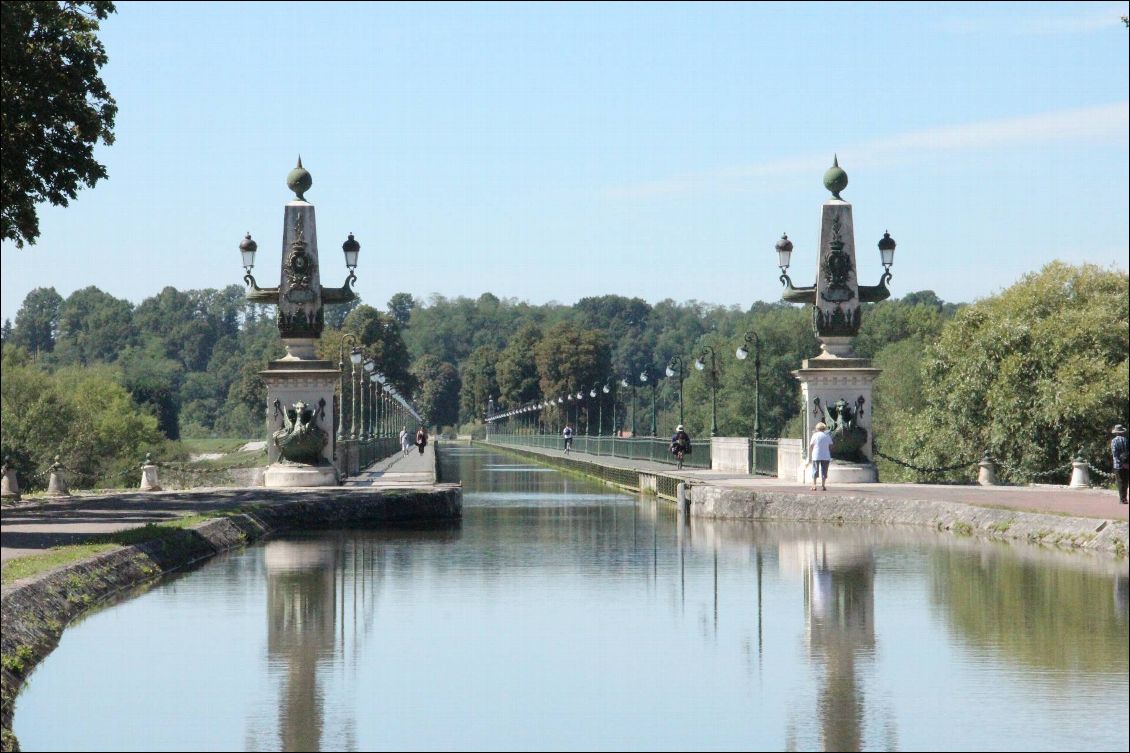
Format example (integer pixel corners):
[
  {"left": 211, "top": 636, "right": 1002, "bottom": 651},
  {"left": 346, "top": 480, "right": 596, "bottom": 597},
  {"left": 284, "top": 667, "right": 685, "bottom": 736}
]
[
  {"left": 808, "top": 421, "right": 834, "bottom": 491},
  {"left": 1112, "top": 424, "right": 1129, "bottom": 505}
]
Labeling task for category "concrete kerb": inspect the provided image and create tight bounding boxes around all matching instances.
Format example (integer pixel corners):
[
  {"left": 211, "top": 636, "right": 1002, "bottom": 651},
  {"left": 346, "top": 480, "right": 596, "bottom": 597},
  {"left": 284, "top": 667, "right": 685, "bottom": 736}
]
[{"left": 0, "top": 485, "right": 461, "bottom": 753}]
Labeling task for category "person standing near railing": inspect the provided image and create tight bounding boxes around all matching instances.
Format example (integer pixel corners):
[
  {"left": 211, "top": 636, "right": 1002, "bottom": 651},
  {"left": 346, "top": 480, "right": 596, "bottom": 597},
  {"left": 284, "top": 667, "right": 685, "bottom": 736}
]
[
  {"left": 1113, "top": 424, "right": 1129, "bottom": 505},
  {"left": 563, "top": 423, "right": 574, "bottom": 454}
]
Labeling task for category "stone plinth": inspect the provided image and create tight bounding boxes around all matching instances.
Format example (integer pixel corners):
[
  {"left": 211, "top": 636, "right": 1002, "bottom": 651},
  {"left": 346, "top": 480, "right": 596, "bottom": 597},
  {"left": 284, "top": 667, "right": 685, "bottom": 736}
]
[
  {"left": 793, "top": 356, "right": 881, "bottom": 483},
  {"left": 262, "top": 358, "right": 340, "bottom": 487},
  {"left": 711, "top": 437, "right": 751, "bottom": 473}
]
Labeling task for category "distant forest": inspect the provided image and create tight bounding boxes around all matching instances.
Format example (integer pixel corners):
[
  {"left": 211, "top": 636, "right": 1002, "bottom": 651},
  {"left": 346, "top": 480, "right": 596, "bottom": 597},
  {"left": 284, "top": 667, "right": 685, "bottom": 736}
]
[{"left": 3, "top": 261, "right": 1126, "bottom": 485}]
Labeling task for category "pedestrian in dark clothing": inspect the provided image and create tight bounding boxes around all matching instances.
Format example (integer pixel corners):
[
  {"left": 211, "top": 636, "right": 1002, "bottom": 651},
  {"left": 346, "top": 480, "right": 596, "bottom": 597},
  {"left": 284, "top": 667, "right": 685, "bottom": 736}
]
[
  {"left": 1112, "top": 424, "right": 1129, "bottom": 505},
  {"left": 415, "top": 427, "right": 429, "bottom": 455}
]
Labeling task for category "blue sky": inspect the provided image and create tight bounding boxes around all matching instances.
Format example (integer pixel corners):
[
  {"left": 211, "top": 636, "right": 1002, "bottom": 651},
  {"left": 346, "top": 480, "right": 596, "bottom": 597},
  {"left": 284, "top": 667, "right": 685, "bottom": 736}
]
[{"left": 2, "top": 1, "right": 1127, "bottom": 321}]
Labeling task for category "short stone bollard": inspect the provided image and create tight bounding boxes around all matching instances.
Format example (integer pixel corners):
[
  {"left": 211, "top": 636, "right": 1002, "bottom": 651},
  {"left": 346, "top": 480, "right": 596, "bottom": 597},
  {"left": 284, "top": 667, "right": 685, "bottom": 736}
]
[
  {"left": 1, "top": 458, "right": 20, "bottom": 501},
  {"left": 1069, "top": 456, "right": 1091, "bottom": 489},
  {"left": 46, "top": 455, "right": 71, "bottom": 497},
  {"left": 139, "top": 453, "right": 162, "bottom": 492},
  {"left": 977, "top": 452, "right": 997, "bottom": 487}
]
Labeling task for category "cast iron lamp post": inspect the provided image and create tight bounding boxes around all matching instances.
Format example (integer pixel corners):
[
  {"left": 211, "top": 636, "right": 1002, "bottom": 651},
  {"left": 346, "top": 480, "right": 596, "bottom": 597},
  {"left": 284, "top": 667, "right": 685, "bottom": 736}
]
[
  {"left": 695, "top": 346, "right": 720, "bottom": 437},
  {"left": 337, "top": 335, "right": 361, "bottom": 441},
  {"left": 620, "top": 378, "right": 637, "bottom": 436},
  {"left": 639, "top": 371, "right": 656, "bottom": 437},
  {"left": 362, "top": 359, "right": 376, "bottom": 439},
  {"left": 665, "top": 356, "right": 686, "bottom": 427},
  {"left": 735, "top": 331, "right": 762, "bottom": 439}
]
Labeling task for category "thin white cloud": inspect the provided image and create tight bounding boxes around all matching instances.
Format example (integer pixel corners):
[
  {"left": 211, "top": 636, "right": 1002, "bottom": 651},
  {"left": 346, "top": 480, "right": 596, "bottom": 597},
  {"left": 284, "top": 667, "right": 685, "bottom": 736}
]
[
  {"left": 605, "top": 101, "right": 1129, "bottom": 200},
  {"left": 937, "top": 4, "right": 1128, "bottom": 35}
]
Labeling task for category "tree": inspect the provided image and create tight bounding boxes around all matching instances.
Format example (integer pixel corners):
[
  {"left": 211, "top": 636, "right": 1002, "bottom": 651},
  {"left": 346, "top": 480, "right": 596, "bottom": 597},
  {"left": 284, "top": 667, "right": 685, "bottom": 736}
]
[
  {"left": 339, "top": 306, "right": 417, "bottom": 396},
  {"left": 496, "top": 323, "right": 542, "bottom": 407},
  {"left": 387, "top": 292, "right": 416, "bottom": 327},
  {"left": 54, "top": 286, "right": 135, "bottom": 365},
  {"left": 884, "top": 262, "right": 1129, "bottom": 483},
  {"left": 11, "top": 286, "right": 63, "bottom": 356},
  {"left": 534, "top": 322, "right": 612, "bottom": 426},
  {"left": 459, "top": 346, "right": 499, "bottom": 424},
  {"left": 1, "top": 1, "right": 118, "bottom": 247},
  {"left": 411, "top": 355, "right": 460, "bottom": 428}
]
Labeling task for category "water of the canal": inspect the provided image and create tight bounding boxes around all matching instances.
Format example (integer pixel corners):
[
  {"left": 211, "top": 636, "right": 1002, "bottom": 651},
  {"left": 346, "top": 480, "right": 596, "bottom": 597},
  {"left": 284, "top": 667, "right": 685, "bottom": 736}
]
[{"left": 14, "top": 445, "right": 1130, "bottom": 751}]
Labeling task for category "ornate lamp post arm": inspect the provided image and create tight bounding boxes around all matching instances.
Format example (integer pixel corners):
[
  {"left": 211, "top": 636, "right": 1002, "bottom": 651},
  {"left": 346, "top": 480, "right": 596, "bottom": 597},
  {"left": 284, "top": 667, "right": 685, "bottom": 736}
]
[
  {"left": 736, "top": 331, "right": 762, "bottom": 439},
  {"left": 696, "top": 346, "right": 719, "bottom": 437},
  {"left": 666, "top": 357, "right": 685, "bottom": 427}
]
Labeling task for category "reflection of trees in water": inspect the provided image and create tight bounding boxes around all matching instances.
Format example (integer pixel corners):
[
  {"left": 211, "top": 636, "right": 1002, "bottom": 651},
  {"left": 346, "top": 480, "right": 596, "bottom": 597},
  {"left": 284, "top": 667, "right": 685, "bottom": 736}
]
[{"left": 930, "top": 549, "right": 1130, "bottom": 673}]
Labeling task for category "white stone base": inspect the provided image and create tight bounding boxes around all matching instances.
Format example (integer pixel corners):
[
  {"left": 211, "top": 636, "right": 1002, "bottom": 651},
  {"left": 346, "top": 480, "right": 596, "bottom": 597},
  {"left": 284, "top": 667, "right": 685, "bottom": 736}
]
[
  {"left": 264, "top": 463, "right": 339, "bottom": 488},
  {"left": 799, "top": 460, "right": 878, "bottom": 484}
]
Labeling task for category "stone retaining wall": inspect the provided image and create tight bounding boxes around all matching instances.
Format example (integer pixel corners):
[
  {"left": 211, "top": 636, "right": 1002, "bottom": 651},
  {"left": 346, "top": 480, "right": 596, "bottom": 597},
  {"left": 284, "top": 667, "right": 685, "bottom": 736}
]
[
  {"left": 687, "top": 484, "right": 1128, "bottom": 557},
  {"left": 0, "top": 486, "right": 461, "bottom": 752}
]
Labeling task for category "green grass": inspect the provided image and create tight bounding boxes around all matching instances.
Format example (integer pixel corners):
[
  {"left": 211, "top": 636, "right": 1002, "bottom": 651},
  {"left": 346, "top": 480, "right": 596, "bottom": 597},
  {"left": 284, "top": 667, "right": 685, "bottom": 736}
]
[
  {"left": 179, "top": 438, "right": 257, "bottom": 454},
  {"left": 0, "top": 514, "right": 222, "bottom": 586}
]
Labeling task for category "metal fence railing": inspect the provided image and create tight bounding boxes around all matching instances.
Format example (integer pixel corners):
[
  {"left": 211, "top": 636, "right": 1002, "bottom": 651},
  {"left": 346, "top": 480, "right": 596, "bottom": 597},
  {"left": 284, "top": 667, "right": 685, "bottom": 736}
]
[{"left": 483, "top": 433, "right": 712, "bottom": 469}]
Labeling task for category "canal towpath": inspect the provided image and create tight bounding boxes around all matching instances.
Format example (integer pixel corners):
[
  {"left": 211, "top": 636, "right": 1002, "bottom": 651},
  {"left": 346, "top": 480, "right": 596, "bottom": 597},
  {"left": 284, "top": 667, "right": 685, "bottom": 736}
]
[{"left": 480, "top": 439, "right": 1129, "bottom": 522}]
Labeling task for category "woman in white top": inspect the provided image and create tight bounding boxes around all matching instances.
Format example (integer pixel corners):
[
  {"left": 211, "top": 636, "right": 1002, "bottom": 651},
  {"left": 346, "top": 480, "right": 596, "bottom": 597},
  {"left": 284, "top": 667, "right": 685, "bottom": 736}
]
[
  {"left": 400, "top": 426, "right": 411, "bottom": 456},
  {"left": 808, "top": 421, "right": 834, "bottom": 491}
]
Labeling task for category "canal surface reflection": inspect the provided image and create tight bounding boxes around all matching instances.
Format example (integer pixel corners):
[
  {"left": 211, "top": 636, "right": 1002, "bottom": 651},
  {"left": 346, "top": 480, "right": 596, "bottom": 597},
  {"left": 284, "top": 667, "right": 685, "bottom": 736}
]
[{"left": 15, "top": 446, "right": 1130, "bottom": 751}]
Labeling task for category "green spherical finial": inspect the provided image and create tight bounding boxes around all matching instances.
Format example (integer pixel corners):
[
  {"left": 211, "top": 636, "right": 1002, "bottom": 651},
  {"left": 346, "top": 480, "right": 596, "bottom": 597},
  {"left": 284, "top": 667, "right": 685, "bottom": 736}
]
[
  {"left": 286, "top": 155, "right": 313, "bottom": 201},
  {"left": 822, "top": 154, "right": 848, "bottom": 199}
]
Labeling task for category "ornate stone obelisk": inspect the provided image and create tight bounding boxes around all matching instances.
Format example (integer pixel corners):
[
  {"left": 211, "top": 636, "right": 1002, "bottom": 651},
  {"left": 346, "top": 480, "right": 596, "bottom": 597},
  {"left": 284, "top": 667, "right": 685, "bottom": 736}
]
[
  {"left": 244, "top": 159, "right": 359, "bottom": 487},
  {"left": 780, "top": 158, "right": 896, "bottom": 483}
]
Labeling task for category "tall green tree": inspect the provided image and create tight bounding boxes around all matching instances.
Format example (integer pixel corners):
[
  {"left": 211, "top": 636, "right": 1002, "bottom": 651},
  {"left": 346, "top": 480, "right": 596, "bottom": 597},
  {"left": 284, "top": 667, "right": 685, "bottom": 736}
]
[
  {"left": 11, "top": 286, "right": 63, "bottom": 356},
  {"left": 54, "top": 286, "right": 135, "bottom": 365},
  {"left": 387, "top": 292, "right": 416, "bottom": 328},
  {"left": 338, "top": 306, "right": 417, "bottom": 396},
  {"left": 496, "top": 323, "right": 542, "bottom": 408},
  {"left": 884, "top": 262, "right": 1128, "bottom": 483},
  {"left": 459, "top": 346, "right": 500, "bottom": 424},
  {"left": 534, "top": 322, "right": 612, "bottom": 427},
  {"left": 411, "top": 355, "right": 461, "bottom": 428},
  {"left": 1, "top": 1, "right": 118, "bottom": 247}
]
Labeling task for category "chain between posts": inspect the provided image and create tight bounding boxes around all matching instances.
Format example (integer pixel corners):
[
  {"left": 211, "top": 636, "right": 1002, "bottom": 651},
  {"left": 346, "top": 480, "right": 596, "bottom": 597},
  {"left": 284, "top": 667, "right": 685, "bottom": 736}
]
[{"left": 870, "top": 447, "right": 980, "bottom": 475}]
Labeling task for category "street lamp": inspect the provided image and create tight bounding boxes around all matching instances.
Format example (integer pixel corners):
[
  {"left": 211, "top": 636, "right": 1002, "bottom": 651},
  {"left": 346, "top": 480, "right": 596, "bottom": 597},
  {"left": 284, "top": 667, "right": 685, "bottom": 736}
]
[
  {"left": 665, "top": 356, "right": 686, "bottom": 427},
  {"left": 735, "top": 331, "right": 762, "bottom": 439},
  {"left": 694, "top": 346, "right": 719, "bottom": 437},
  {"left": 620, "top": 377, "right": 636, "bottom": 436},
  {"left": 639, "top": 370, "right": 656, "bottom": 437},
  {"left": 362, "top": 359, "right": 375, "bottom": 439},
  {"left": 336, "top": 334, "right": 361, "bottom": 443}
]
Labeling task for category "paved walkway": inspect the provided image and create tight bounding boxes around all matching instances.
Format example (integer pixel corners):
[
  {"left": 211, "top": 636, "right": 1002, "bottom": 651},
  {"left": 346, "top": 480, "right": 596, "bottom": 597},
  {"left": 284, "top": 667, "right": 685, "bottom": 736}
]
[
  {"left": 485, "top": 440, "right": 1128, "bottom": 521},
  {"left": 1, "top": 446, "right": 439, "bottom": 564},
  {"left": 345, "top": 442, "right": 436, "bottom": 486}
]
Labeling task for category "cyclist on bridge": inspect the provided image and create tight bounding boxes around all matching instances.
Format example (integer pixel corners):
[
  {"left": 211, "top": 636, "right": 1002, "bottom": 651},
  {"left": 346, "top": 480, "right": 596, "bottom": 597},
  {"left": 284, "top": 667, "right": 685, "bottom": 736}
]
[{"left": 670, "top": 425, "right": 692, "bottom": 469}]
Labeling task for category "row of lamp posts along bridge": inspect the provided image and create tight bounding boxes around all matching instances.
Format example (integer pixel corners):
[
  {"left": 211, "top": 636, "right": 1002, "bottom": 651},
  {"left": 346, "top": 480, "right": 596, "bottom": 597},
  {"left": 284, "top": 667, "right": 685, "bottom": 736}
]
[
  {"left": 481, "top": 331, "right": 769, "bottom": 440},
  {"left": 234, "top": 157, "right": 895, "bottom": 485}
]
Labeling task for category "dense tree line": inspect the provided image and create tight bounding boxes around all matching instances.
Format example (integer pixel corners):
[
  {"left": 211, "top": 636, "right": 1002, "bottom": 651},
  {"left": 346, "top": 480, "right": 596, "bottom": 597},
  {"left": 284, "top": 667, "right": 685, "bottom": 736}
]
[{"left": 3, "top": 261, "right": 1122, "bottom": 488}]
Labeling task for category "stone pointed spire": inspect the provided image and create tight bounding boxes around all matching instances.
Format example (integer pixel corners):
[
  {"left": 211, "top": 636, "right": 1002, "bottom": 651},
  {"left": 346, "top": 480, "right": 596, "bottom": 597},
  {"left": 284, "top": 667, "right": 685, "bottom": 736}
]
[{"left": 286, "top": 155, "right": 313, "bottom": 201}]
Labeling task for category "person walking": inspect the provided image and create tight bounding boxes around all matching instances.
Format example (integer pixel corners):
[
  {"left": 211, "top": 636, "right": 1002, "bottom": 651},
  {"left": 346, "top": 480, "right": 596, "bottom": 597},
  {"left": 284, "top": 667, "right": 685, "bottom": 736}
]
[
  {"left": 670, "top": 425, "right": 692, "bottom": 470},
  {"left": 415, "top": 426, "right": 428, "bottom": 456},
  {"left": 399, "top": 426, "right": 411, "bottom": 456},
  {"left": 562, "top": 423, "right": 574, "bottom": 454},
  {"left": 1112, "top": 424, "right": 1129, "bottom": 505},
  {"left": 808, "top": 421, "right": 834, "bottom": 491}
]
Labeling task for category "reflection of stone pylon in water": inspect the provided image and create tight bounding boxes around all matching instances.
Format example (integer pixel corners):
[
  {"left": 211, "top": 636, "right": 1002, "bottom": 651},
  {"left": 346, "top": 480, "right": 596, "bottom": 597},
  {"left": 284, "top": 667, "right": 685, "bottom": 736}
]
[
  {"left": 801, "top": 542, "right": 876, "bottom": 752},
  {"left": 265, "top": 540, "right": 338, "bottom": 752}
]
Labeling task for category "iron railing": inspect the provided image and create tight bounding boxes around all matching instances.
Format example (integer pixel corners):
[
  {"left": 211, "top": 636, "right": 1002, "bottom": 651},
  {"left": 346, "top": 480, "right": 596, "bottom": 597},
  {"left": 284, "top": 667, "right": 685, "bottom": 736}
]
[{"left": 483, "top": 433, "right": 712, "bottom": 469}]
